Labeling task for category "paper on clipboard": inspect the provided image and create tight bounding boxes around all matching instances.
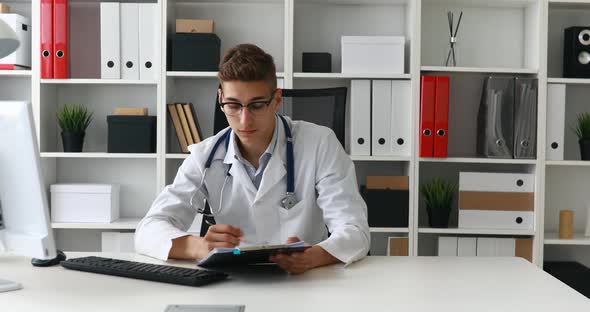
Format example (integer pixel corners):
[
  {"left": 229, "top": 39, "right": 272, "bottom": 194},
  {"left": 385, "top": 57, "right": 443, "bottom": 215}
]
[{"left": 197, "top": 241, "right": 308, "bottom": 267}]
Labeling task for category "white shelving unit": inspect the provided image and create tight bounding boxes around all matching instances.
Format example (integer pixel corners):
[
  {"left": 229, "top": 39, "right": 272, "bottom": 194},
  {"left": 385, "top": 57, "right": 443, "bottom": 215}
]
[{"left": 2, "top": 0, "right": 587, "bottom": 265}]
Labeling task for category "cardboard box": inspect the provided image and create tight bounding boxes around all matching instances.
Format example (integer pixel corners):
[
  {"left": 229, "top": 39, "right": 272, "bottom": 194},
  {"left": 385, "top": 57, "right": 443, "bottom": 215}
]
[
  {"left": 50, "top": 184, "right": 120, "bottom": 223},
  {"left": 176, "top": 19, "right": 214, "bottom": 33},
  {"left": 341, "top": 36, "right": 405, "bottom": 74},
  {"left": 0, "top": 3, "right": 10, "bottom": 13},
  {"left": 113, "top": 107, "right": 148, "bottom": 116}
]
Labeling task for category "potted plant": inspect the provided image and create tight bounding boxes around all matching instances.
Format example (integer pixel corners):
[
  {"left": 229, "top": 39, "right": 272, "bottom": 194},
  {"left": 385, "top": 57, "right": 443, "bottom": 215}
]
[
  {"left": 57, "top": 104, "right": 93, "bottom": 152},
  {"left": 421, "top": 178, "right": 456, "bottom": 228},
  {"left": 574, "top": 112, "right": 590, "bottom": 160}
]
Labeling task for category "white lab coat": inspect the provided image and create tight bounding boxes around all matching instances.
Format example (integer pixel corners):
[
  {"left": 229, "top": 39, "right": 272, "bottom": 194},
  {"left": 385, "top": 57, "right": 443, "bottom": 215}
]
[{"left": 135, "top": 117, "right": 370, "bottom": 265}]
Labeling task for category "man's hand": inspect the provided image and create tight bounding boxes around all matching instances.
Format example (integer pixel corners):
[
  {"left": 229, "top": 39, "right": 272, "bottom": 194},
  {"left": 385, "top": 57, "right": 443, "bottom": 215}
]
[
  {"left": 170, "top": 224, "right": 243, "bottom": 260},
  {"left": 269, "top": 237, "right": 341, "bottom": 274}
]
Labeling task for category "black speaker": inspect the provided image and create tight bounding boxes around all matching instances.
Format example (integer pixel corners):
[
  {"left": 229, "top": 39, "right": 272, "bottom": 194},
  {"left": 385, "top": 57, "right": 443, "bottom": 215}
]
[{"left": 564, "top": 26, "right": 590, "bottom": 78}]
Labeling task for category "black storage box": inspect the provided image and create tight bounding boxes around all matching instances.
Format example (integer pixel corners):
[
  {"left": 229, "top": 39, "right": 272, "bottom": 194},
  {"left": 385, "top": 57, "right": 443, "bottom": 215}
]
[
  {"left": 302, "top": 52, "right": 331, "bottom": 73},
  {"left": 544, "top": 261, "right": 590, "bottom": 298},
  {"left": 360, "top": 186, "right": 409, "bottom": 227},
  {"left": 169, "top": 33, "right": 221, "bottom": 71},
  {"left": 107, "top": 116, "right": 156, "bottom": 153}
]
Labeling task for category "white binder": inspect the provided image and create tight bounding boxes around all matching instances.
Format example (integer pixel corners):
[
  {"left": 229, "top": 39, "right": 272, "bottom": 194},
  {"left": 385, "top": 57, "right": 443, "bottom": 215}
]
[
  {"left": 437, "top": 236, "right": 458, "bottom": 256},
  {"left": 459, "top": 172, "right": 534, "bottom": 193},
  {"left": 100, "top": 3, "right": 120, "bottom": 79},
  {"left": 390, "top": 80, "right": 411, "bottom": 156},
  {"left": 546, "top": 84, "right": 566, "bottom": 161},
  {"left": 120, "top": 3, "right": 139, "bottom": 80},
  {"left": 350, "top": 80, "right": 371, "bottom": 156},
  {"left": 457, "top": 237, "right": 477, "bottom": 257},
  {"left": 459, "top": 210, "right": 534, "bottom": 230},
  {"left": 495, "top": 238, "right": 516, "bottom": 257},
  {"left": 138, "top": 3, "right": 158, "bottom": 81},
  {"left": 476, "top": 237, "right": 496, "bottom": 257},
  {"left": 372, "top": 80, "right": 392, "bottom": 156}
]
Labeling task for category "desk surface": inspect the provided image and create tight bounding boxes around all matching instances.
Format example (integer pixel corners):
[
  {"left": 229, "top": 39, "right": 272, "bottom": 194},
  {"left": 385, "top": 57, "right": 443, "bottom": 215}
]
[{"left": 1, "top": 253, "right": 589, "bottom": 312}]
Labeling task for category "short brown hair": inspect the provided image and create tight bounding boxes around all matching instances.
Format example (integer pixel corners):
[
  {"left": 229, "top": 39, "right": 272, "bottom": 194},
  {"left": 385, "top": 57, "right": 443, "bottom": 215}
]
[{"left": 218, "top": 44, "right": 277, "bottom": 90}]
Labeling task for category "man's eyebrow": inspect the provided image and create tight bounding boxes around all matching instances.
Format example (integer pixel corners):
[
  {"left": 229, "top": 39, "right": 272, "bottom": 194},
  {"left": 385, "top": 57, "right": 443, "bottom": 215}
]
[{"left": 223, "top": 95, "right": 268, "bottom": 102}]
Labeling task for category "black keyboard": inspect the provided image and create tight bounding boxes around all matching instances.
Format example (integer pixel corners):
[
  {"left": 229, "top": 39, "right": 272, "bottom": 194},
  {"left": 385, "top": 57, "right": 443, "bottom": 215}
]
[{"left": 60, "top": 256, "right": 228, "bottom": 286}]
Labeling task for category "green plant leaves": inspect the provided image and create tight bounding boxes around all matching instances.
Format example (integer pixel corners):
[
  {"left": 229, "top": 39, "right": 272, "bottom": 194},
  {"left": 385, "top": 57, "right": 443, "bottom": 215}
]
[
  {"left": 57, "top": 104, "right": 93, "bottom": 133},
  {"left": 574, "top": 112, "right": 590, "bottom": 141},
  {"left": 420, "top": 178, "right": 456, "bottom": 209}
]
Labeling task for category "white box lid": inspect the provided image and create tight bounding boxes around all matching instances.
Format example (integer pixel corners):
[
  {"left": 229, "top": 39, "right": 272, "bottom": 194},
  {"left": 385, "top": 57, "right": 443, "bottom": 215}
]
[
  {"left": 50, "top": 183, "right": 119, "bottom": 194},
  {"left": 341, "top": 36, "right": 405, "bottom": 45}
]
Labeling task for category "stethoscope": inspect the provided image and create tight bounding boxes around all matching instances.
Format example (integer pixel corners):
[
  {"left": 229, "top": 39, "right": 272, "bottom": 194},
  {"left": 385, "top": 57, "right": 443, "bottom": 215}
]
[{"left": 191, "top": 114, "right": 298, "bottom": 218}]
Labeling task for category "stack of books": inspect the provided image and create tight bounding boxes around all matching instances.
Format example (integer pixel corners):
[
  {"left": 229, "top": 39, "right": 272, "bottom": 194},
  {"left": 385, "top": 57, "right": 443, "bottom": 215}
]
[{"left": 167, "top": 103, "right": 202, "bottom": 153}]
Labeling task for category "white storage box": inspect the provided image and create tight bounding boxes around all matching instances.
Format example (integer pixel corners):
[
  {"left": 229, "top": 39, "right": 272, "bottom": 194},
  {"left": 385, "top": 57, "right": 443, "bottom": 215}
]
[
  {"left": 341, "top": 36, "right": 405, "bottom": 74},
  {"left": 50, "top": 184, "right": 120, "bottom": 223},
  {"left": 0, "top": 14, "right": 31, "bottom": 69}
]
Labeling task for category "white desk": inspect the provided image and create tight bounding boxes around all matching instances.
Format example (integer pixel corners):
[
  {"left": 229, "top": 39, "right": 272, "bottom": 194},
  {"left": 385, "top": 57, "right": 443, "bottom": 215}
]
[{"left": 1, "top": 253, "right": 589, "bottom": 312}]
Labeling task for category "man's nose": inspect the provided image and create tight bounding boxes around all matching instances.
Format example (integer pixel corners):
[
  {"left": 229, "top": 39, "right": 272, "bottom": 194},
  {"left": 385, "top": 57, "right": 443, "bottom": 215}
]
[{"left": 239, "top": 106, "right": 253, "bottom": 124}]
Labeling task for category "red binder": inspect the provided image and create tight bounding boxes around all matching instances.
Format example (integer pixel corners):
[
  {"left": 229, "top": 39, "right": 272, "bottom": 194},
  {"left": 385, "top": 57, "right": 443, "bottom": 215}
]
[
  {"left": 434, "top": 76, "right": 450, "bottom": 158},
  {"left": 420, "top": 76, "right": 436, "bottom": 157},
  {"left": 53, "top": 0, "right": 68, "bottom": 78},
  {"left": 40, "top": 0, "right": 53, "bottom": 78}
]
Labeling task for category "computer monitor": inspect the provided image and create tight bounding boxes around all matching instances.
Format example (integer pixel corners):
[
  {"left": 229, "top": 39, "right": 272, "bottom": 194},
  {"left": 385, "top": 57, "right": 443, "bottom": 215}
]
[{"left": 0, "top": 101, "right": 57, "bottom": 292}]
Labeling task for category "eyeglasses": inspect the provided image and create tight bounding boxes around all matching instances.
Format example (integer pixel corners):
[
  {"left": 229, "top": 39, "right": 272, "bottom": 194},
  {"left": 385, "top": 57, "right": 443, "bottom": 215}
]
[{"left": 219, "top": 90, "right": 276, "bottom": 117}]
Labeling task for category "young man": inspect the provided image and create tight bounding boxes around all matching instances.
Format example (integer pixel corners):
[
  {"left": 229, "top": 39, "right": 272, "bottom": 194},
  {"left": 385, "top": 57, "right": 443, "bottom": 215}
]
[{"left": 135, "top": 44, "right": 369, "bottom": 274}]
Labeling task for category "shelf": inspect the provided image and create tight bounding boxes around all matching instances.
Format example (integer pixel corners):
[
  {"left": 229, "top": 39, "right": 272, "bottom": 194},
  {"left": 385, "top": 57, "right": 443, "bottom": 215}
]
[
  {"left": 549, "top": 0, "right": 590, "bottom": 9},
  {"left": 51, "top": 218, "right": 141, "bottom": 230},
  {"left": 547, "top": 78, "right": 590, "bottom": 85},
  {"left": 420, "top": 66, "right": 537, "bottom": 74},
  {"left": 544, "top": 232, "right": 590, "bottom": 245},
  {"left": 41, "top": 152, "right": 157, "bottom": 159},
  {"left": 40, "top": 79, "right": 157, "bottom": 85},
  {"left": 166, "top": 153, "right": 190, "bottom": 159},
  {"left": 293, "top": 72, "right": 411, "bottom": 80},
  {"left": 419, "top": 157, "right": 536, "bottom": 165},
  {"left": 0, "top": 70, "right": 31, "bottom": 77},
  {"left": 422, "top": 0, "right": 537, "bottom": 8},
  {"left": 546, "top": 160, "right": 590, "bottom": 166},
  {"left": 370, "top": 227, "right": 409, "bottom": 233},
  {"left": 350, "top": 155, "right": 411, "bottom": 162},
  {"left": 418, "top": 228, "right": 535, "bottom": 236},
  {"left": 167, "top": 71, "right": 285, "bottom": 79}
]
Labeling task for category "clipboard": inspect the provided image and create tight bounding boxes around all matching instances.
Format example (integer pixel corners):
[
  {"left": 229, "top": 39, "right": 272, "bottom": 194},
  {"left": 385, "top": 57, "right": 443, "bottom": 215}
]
[{"left": 197, "top": 242, "right": 310, "bottom": 268}]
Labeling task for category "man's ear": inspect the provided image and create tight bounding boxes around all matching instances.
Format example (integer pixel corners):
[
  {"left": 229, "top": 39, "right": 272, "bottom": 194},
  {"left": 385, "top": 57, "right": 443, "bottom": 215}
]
[
  {"left": 274, "top": 88, "right": 282, "bottom": 112},
  {"left": 217, "top": 88, "right": 223, "bottom": 103}
]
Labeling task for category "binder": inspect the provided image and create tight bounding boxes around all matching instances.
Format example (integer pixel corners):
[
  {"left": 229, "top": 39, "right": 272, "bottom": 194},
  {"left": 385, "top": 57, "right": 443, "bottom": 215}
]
[
  {"left": 53, "top": 0, "right": 68, "bottom": 78},
  {"left": 495, "top": 238, "right": 516, "bottom": 257},
  {"left": 176, "top": 103, "right": 194, "bottom": 146},
  {"left": 458, "top": 210, "right": 534, "bottom": 230},
  {"left": 457, "top": 237, "right": 477, "bottom": 256},
  {"left": 476, "top": 237, "right": 496, "bottom": 257},
  {"left": 420, "top": 76, "right": 436, "bottom": 157},
  {"left": 138, "top": 3, "right": 158, "bottom": 81},
  {"left": 459, "top": 172, "right": 534, "bottom": 193},
  {"left": 350, "top": 80, "right": 371, "bottom": 156},
  {"left": 437, "top": 236, "right": 458, "bottom": 256},
  {"left": 120, "top": 3, "right": 139, "bottom": 80},
  {"left": 434, "top": 76, "right": 449, "bottom": 158},
  {"left": 513, "top": 78, "right": 538, "bottom": 159},
  {"left": 477, "top": 77, "right": 514, "bottom": 158},
  {"left": 546, "top": 84, "right": 566, "bottom": 161},
  {"left": 41, "top": 0, "right": 53, "bottom": 78},
  {"left": 372, "top": 80, "right": 392, "bottom": 156},
  {"left": 391, "top": 80, "right": 411, "bottom": 156},
  {"left": 167, "top": 104, "right": 189, "bottom": 153},
  {"left": 100, "top": 2, "right": 120, "bottom": 79},
  {"left": 183, "top": 103, "right": 202, "bottom": 144}
]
